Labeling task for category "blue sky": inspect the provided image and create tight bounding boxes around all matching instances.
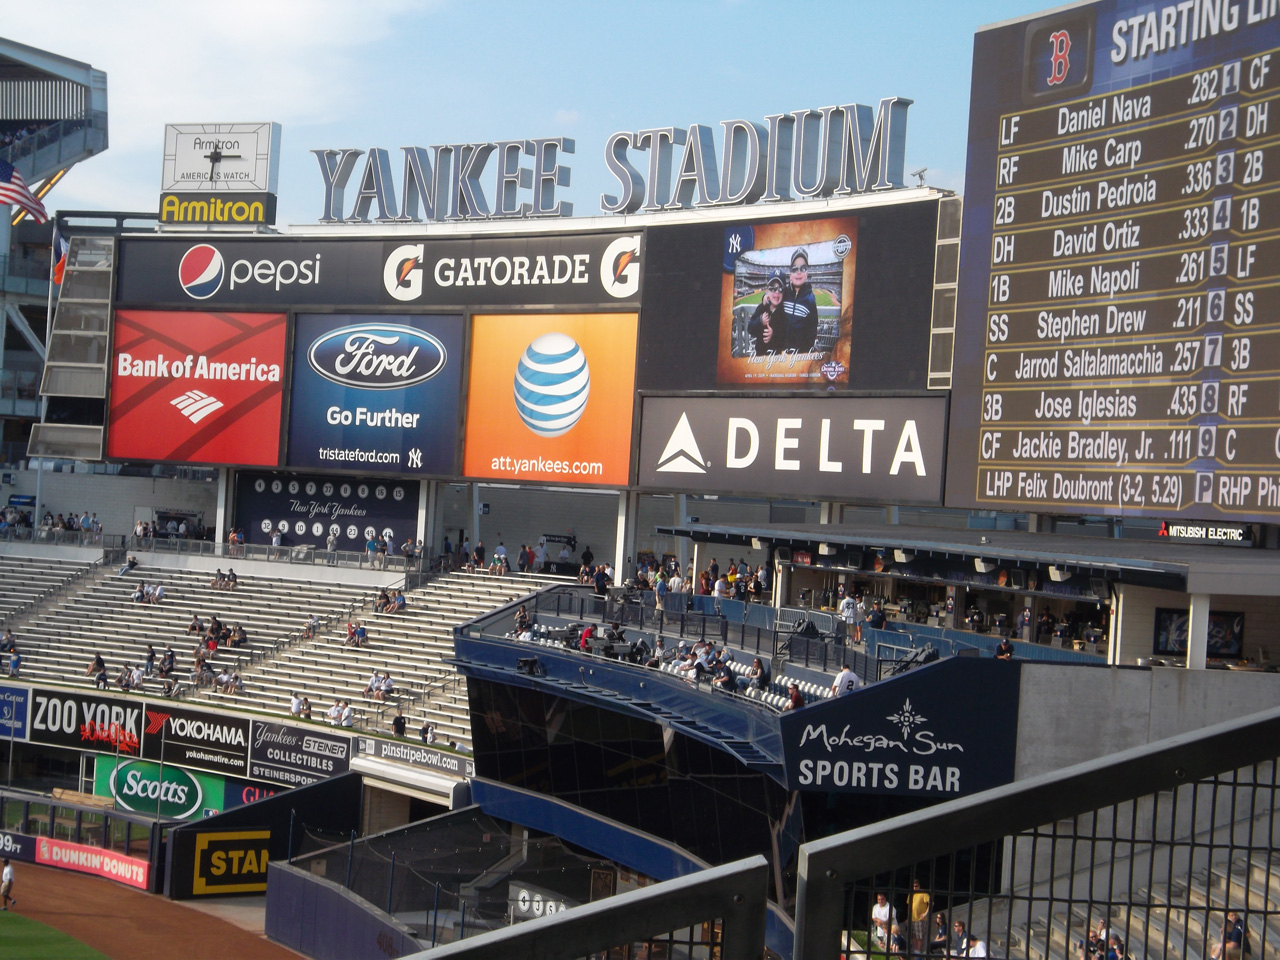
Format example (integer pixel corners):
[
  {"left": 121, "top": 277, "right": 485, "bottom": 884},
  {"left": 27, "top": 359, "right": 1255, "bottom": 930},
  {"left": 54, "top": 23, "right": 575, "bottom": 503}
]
[{"left": 8, "top": 0, "right": 1050, "bottom": 228}]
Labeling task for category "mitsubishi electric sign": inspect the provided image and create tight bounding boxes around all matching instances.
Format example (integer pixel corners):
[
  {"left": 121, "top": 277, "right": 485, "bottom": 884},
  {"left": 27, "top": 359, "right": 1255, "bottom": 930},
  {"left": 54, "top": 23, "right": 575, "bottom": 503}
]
[
  {"left": 637, "top": 395, "right": 946, "bottom": 503},
  {"left": 114, "top": 234, "right": 642, "bottom": 307}
]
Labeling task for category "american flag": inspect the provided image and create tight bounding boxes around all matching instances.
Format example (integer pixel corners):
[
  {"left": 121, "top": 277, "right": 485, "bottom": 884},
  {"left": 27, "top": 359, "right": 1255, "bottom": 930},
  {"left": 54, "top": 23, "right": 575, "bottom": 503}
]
[{"left": 0, "top": 158, "right": 47, "bottom": 223}]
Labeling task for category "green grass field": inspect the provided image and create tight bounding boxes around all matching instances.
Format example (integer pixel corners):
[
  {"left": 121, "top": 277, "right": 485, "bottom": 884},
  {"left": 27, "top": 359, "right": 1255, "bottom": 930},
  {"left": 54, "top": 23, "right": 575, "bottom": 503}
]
[
  {"left": 0, "top": 912, "right": 109, "bottom": 960},
  {"left": 735, "top": 288, "right": 840, "bottom": 307}
]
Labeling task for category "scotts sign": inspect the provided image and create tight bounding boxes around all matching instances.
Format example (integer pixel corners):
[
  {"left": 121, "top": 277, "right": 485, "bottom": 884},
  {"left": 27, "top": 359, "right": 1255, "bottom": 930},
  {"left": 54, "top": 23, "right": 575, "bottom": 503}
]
[
  {"left": 637, "top": 395, "right": 947, "bottom": 504},
  {"left": 108, "top": 760, "right": 204, "bottom": 819},
  {"left": 311, "top": 97, "right": 911, "bottom": 222},
  {"left": 114, "top": 234, "right": 642, "bottom": 306}
]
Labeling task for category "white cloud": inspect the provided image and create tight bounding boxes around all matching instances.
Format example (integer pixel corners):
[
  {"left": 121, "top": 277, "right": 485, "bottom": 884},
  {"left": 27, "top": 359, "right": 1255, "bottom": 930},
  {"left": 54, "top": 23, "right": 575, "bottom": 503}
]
[{"left": 1, "top": 0, "right": 427, "bottom": 213}]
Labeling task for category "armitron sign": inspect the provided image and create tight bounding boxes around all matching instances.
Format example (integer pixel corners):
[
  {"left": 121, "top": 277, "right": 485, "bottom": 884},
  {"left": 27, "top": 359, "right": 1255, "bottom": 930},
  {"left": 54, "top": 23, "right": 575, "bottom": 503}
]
[
  {"left": 160, "top": 192, "right": 277, "bottom": 225},
  {"left": 192, "top": 829, "right": 270, "bottom": 895}
]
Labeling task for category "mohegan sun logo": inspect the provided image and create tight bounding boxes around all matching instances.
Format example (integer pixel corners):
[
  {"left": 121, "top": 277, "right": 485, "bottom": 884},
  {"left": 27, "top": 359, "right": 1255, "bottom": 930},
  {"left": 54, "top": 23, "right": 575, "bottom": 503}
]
[{"left": 513, "top": 333, "right": 590, "bottom": 437}]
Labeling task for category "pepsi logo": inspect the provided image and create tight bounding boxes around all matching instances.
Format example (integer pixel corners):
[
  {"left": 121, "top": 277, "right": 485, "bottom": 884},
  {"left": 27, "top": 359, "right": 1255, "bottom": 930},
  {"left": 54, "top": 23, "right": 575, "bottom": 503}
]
[
  {"left": 514, "top": 333, "right": 590, "bottom": 437},
  {"left": 178, "top": 244, "right": 226, "bottom": 300}
]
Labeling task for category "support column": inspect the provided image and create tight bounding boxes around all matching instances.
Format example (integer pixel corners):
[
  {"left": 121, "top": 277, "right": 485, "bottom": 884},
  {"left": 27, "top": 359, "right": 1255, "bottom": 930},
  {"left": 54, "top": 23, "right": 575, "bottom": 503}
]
[
  {"left": 675, "top": 494, "right": 688, "bottom": 572},
  {"left": 215, "top": 468, "right": 229, "bottom": 545},
  {"left": 420, "top": 481, "right": 436, "bottom": 558},
  {"left": 469, "top": 483, "right": 481, "bottom": 552},
  {"left": 1107, "top": 586, "right": 1123, "bottom": 665},
  {"left": 1186, "top": 593, "right": 1211, "bottom": 669},
  {"left": 614, "top": 490, "right": 638, "bottom": 583},
  {"left": 818, "top": 502, "right": 838, "bottom": 524}
]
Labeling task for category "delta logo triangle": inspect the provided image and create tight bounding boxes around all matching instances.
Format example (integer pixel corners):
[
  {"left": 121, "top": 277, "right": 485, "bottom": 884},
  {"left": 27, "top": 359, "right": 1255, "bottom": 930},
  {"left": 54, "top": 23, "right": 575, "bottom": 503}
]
[{"left": 656, "top": 412, "right": 707, "bottom": 474}]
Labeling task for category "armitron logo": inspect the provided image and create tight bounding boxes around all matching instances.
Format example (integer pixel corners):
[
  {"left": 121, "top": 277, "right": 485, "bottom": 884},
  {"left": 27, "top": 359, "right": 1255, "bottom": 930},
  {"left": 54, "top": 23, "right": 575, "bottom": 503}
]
[
  {"left": 170, "top": 389, "right": 224, "bottom": 423},
  {"left": 656, "top": 412, "right": 707, "bottom": 473},
  {"left": 179, "top": 245, "right": 225, "bottom": 300},
  {"left": 307, "top": 324, "right": 445, "bottom": 389},
  {"left": 383, "top": 243, "right": 424, "bottom": 301},
  {"left": 600, "top": 235, "right": 640, "bottom": 298}
]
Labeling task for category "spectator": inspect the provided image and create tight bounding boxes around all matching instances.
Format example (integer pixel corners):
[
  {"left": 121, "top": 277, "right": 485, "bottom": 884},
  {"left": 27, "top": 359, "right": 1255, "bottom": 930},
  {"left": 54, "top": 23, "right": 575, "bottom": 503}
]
[
  {"left": 782, "top": 681, "right": 805, "bottom": 711},
  {"left": 211, "top": 569, "right": 227, "bottom": 590},
  {"left": 226, "top": 568, "right": 237, "bottom": 590},
  {"left": 158, "top": 646, "right": 176, "bottom": 677},
  {"left": 378, "top": 673, "right": 395, "bottom": 701},
  {"left": 831, "top": 663, "right": 862, "bottom": 697},
  {"left": 326, "top": 699, "right": 342, "bottom": 725},
  {"left": 144, "top": 645, "right": 157, "bottom": 676},
  {"left": 392, "top": 709, "right": 406, "bottom": 737},
  {"left": 118, "top": 555, "right": 139, "bottom": 577},
  {"left": 116, "top": 664, "right": 134, "bottom": 691},
  {"left": 392, "top": 591, "right": 406, "bottom": 612},
  {"left": 131, "top": 584, "right": 145, "bottom": 603},
  {"left": 339, "top": 701, "right": 354, "bottom": 727},
  {"left": 85, "top": 652, "right": 106, "bottom": 681},
  {"left": 872, "top": 892, "right": 897, "bottom": 949},
  {"left": 226, "top": 672, "right": 245, "bottom": 695},
  {"left": 298, "top": 695, "right": 311, "bottom": 719},
  {"left": 0, "top": 629, "right": 14, "bottom": 653},
  {"left": 186, "top": 613, "right": 204, "bottom": 636},
  {"left": 362, "top": 670, "right": 381, "bottom": 698},
  {"left": 420, "top": 721, "right": 437, "bottom": 744},
  {"left": 7, "top": 648, "right": 18, "bottom": 679},
  {"left": 289, "top": 693, "right": 304, "bottom": 716},
  {"left": 303, "top": 614, "right": 321, "bottom": 639}
]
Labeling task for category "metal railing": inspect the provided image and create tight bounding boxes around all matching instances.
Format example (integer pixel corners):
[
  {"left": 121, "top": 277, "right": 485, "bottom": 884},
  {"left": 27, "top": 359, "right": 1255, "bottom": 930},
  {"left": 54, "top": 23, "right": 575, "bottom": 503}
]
[
  {"left": 398, "top": 706, "right": 1280, "bottom": 960},
  {"left": 127, "top": 536, "right": 431, "bottom": 577}
]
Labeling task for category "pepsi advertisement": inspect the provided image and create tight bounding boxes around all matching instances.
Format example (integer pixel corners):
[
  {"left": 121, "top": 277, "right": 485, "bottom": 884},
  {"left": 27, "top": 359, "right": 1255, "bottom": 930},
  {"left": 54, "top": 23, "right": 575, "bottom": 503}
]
[{"left": 286, "top": 313, "right": 463, "bottom": 475}]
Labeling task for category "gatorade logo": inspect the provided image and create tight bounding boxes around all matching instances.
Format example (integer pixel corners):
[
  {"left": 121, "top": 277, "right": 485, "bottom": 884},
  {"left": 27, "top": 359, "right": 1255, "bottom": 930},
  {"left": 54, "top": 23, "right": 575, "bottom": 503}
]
[{"left": 179, "top": 245, "right": 226, "bottom": 300}]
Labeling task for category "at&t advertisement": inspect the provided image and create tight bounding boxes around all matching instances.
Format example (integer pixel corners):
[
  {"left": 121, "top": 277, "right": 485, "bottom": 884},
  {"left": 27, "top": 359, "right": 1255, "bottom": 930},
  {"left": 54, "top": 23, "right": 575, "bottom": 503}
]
[
  {"left": 286, "top": 313, "right": 464, "bottom": 474},
  {"left": 462, "top": 313, "right": 638, "bottom": 486}
]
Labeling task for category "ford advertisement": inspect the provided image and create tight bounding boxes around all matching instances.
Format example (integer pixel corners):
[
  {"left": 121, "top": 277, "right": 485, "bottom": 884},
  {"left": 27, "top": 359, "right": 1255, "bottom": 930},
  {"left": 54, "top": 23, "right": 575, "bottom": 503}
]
[{"left": 286, "top": 314, "right": 463, "bottom": 475}]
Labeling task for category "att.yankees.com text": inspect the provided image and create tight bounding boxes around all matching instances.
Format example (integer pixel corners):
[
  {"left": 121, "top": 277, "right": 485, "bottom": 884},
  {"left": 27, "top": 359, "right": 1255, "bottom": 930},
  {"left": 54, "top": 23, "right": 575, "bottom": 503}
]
[
  {"left": 490, "top": 455, "right": 603, "bottom": 476},
  {"left": 319, "top": 447, "right": 400, "bottom": 464}
]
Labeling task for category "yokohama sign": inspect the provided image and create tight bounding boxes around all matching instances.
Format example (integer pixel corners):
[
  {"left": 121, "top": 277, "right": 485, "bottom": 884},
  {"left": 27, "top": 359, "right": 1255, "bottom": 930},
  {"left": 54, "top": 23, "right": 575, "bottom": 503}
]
[{"left": 107, "top": 310, "right": 287, "bottom": 466}]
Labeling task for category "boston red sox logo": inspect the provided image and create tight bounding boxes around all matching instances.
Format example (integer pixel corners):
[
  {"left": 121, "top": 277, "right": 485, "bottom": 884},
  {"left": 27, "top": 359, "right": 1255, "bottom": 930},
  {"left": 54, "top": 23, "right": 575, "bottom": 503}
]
[{"left": 1047, "top": 29, "right": 1071, "bottom": 85}]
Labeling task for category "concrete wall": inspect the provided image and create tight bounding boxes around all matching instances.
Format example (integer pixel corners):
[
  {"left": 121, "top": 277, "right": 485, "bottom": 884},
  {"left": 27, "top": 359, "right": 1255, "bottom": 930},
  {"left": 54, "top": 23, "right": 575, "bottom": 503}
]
[
  {"left": 3, "top": 465, "right": 219, "bottom": 539},
  {"left": 1014, "top": 663, "right": 1280, "bottom": 779},
  {"left": 1115, "top": 583, "right": 1280, "bottom": 665}
]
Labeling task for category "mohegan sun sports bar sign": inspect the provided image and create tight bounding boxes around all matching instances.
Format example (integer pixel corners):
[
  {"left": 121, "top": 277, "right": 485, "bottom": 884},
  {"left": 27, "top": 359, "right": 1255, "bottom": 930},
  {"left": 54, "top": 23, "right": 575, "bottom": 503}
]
[{"left": 312, "top": 98, "right": 912, "bottom": 223}]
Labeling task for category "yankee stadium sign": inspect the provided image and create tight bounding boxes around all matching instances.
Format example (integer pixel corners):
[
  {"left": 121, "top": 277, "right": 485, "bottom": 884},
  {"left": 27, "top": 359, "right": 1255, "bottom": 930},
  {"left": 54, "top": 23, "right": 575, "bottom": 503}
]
[{"left": 314, "top": 97, "right": 911, "bottom": 222}]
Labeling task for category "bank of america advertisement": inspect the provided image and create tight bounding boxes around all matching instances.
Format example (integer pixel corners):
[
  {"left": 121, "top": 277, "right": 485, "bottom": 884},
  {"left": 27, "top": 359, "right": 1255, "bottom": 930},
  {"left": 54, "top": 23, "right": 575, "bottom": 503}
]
[
  {"left": 286, "top": 314, "right": 463, "bottom": 474},
  {"left": 107, "top": 310, "right": 287, "bottom": 466},
  {"left": 462, "top": 313, "right": 638, "bottom": 486}
]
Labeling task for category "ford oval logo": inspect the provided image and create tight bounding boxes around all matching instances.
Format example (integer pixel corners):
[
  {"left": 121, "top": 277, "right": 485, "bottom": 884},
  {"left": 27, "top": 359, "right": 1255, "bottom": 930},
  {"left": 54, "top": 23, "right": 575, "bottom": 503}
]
[{"left": 307, "top": 324, "right": 446, "bottom": 390}]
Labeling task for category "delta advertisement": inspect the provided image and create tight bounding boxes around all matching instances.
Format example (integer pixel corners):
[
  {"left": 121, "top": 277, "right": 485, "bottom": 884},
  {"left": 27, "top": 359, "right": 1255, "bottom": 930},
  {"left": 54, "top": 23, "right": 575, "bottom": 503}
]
[
  {"left": 286, "top": 313, "right": 464, "bottom": 475},
  {"left": 106, "top": 310, "right": 287, "bottom": 466},
  {"left": 637, "top": 395, "right": 947, "bottom": 504},
  {"left": 233, "top": 470, "right": 419, "bottom": 552},
  {"left": 462, "top": 313, "right": 638, "bottom": 486},
  {"left": 113, "top": 233, "right": 643, "bottom": 307},
  {"left": 637, "top": 203, "right": 938, "bottom": 393}
]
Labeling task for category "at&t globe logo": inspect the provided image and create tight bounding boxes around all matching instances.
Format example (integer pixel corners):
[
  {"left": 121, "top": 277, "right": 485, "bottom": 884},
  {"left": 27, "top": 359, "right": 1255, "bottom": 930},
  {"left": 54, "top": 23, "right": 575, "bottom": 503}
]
[
  {"left": 514, "top": 333, "right": 589, "bottom": 437},
  {"left": 178, "top": 244, "right": 226, "bottom": 299}
]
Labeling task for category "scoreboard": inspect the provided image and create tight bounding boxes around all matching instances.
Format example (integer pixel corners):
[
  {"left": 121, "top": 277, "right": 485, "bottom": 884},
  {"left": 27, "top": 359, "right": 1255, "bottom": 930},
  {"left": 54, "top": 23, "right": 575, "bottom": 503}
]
[{"left": 948, "top": 0, "right": 1280, "bottom": 521}]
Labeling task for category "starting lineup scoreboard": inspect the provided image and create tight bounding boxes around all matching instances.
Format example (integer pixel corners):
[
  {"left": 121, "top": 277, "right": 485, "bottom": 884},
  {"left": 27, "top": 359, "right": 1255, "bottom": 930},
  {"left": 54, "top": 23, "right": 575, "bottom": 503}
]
[{"left": 950, "top": 0, "right": 1280, "bottom": 522}]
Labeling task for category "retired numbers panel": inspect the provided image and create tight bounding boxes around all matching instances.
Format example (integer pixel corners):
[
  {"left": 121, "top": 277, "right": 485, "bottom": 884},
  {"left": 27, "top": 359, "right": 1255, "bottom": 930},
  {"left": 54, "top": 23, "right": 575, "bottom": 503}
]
[{"left": 948, "top": 1, "right": 1280, "bottom": 521}]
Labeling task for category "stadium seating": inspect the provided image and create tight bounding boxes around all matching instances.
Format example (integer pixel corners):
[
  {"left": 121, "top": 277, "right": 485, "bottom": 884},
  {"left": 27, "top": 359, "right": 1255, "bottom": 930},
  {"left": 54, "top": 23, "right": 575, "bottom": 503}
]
[
  {"left": 0, "top": 554, "right": 95, "bottom": 623},
  {"left": 187, "top": 570, "right": 568, "bottom": 747}
]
